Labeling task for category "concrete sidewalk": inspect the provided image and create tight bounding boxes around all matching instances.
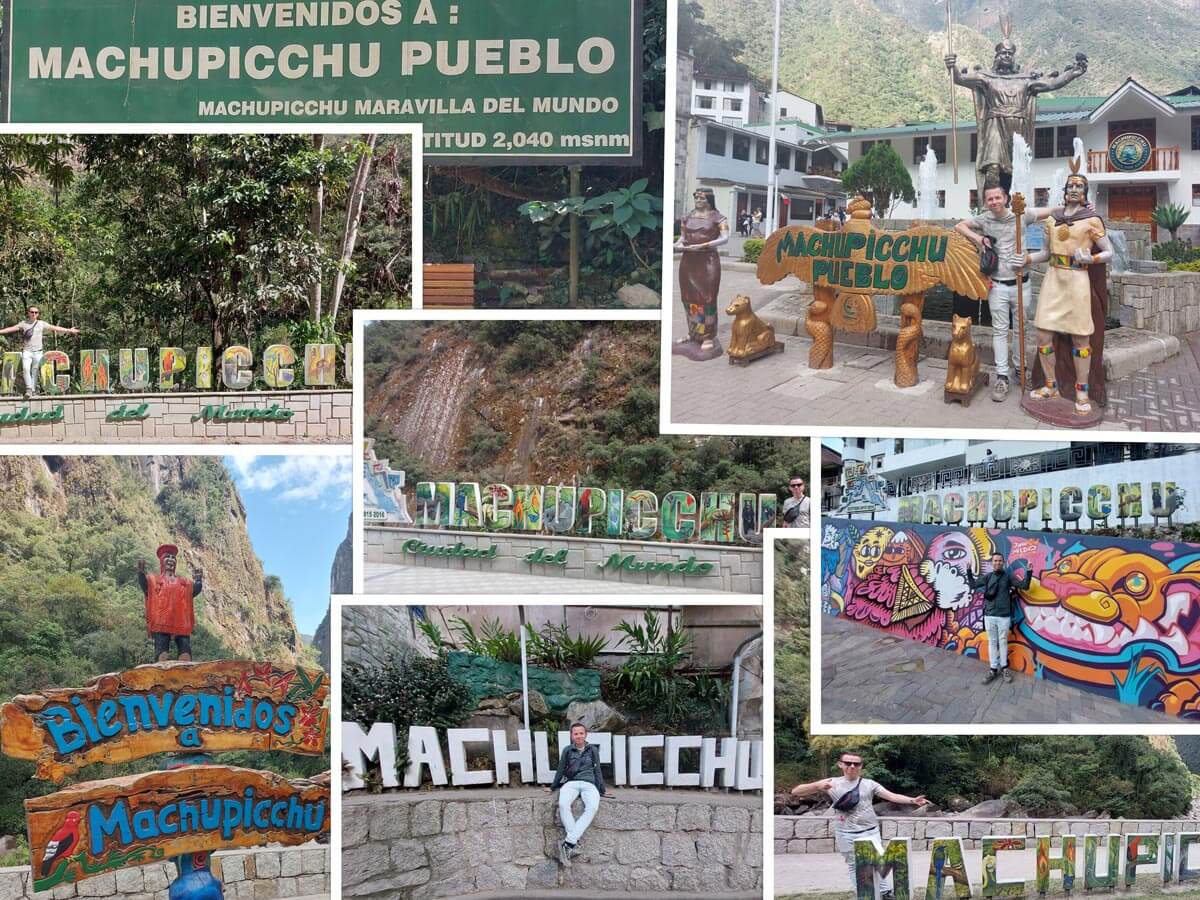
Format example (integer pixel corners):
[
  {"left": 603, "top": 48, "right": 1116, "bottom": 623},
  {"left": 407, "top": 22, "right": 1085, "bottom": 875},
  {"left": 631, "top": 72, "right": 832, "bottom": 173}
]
[
  {"left": 667, "top": 257, "right": 1200, "bottom": 432},
  {"left": 819, "top": 614, "right": 1172, "bottom": 726}
]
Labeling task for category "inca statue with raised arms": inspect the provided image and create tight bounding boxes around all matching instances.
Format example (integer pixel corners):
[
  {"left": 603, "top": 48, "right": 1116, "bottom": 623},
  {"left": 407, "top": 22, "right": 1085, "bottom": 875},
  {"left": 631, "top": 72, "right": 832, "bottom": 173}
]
[{"left": 945, "top": 13, "right": 1088, "bottom": 200}]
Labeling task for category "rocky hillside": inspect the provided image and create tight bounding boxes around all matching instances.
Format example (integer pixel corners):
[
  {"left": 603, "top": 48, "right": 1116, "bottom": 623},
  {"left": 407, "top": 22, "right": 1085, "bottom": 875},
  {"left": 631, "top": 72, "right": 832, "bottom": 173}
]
[
  {"left": 0, "top": 455, "right": 304, "bottom": 664},
  {"left": 365, "top": 321, "right": 662, "bottom": 484},
  {"left": 695, "top": 0, "right": 1200, "bottom": 128}
]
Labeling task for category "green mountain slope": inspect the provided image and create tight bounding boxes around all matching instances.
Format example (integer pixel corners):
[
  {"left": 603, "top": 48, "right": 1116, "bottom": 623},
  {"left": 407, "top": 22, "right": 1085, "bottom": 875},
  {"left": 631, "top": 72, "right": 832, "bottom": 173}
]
[{"left": 694, "top": 0, "right": 1200, "bottom": 127}]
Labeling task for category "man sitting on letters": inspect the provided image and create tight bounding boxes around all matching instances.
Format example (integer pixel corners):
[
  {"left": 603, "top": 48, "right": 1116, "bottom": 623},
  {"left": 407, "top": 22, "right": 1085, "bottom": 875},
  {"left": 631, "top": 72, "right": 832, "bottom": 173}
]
[
  {"left": 544, "top": 722, "right": 614, "bottom": 865},
  {"left": 791, "top": 751, "right": 928, "bottom": 900}
]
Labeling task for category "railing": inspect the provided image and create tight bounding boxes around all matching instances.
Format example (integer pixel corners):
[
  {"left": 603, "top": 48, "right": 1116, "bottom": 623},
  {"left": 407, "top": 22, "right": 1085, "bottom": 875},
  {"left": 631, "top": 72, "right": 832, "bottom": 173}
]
[
  {"left": 1087, "top": 145, "right": 1180, "bottom": 174},
  {"left": 891, "top": 443, "right": 1198, "bottom": 498}
]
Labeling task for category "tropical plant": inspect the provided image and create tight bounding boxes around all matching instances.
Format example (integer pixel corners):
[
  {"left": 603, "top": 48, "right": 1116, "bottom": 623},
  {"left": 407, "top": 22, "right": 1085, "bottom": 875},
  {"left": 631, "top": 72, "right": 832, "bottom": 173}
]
[
  {"left": 742, "top": 238, "right": 765, "bottom": 263},
  {"left": 1152, "top": 203, "right": 1189, "bottom": 241},
  {"left": 416, "top": 617, "right": 447, "bottom": 658},
  {"left": 525, "top": 622, "right": 608, "bottom": 669},
  {"left": 841, "top": 142, "right": 915, "bottom": 218},
  {"left": 517, "top": 178, "right": 663, "bottom": 282},
  {"left": 1153, "top": 239, "right": 1200, "bottom": 265},
  {"left": 610, "top": 610, "right": 696, "bottom": 719},
  {"left": 449, "top": 615, "right": 522, "bottom": 664}
]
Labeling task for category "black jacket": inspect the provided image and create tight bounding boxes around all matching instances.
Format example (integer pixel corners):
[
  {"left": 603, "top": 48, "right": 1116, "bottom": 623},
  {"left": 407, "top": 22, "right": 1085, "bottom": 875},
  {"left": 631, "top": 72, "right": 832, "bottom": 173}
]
[
  {"left": 967, "top": 565, "right": 1031, "bottom": 618},
  {"left": 551, "top": 743, "right": 606, "bottom": 793}
]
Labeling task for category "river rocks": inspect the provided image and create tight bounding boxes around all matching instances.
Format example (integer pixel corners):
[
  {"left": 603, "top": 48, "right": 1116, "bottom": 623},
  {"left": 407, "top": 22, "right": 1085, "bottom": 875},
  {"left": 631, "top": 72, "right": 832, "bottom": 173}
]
[
  {"left": 564, "top": 698, "right": 626, "bottom": 732},
  {"left": 957, "top": 798, "right": 1027, "bottom": 818},
  {"left": 616, "top": 284, "right": 662, "bottom": 309}
]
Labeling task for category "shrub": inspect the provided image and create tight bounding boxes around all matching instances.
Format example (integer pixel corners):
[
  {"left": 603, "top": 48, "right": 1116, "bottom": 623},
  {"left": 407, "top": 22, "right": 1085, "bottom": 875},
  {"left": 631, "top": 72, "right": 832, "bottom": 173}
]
[
  {"left": 1005, "top": 767, "right": 1077, "bottom": 816},
  {"left": 1170, "top": 259, "right": 1200, "bottom": 273},
  {"left": 450, "top": 616, "right": 522, "bottom": 664},
  {"left": 525, "top": 623, "right": 608, "bottom": 669},
  {"left": 342, "top": 652, "right": 474, "bottom": 770},
  {"left": 1152, "top": 239, "right": 1200, "bottom": 265},
  {"left": 742, "top": 238, "right": 765, "bottom": 263}
]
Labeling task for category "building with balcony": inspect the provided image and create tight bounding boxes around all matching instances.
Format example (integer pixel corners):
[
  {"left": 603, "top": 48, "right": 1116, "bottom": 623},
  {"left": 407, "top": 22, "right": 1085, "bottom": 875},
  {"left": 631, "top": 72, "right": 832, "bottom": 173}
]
[
  {"left": 834, "top": 78, "right": 1200, "bottom": 240},
  {"left": 823, "top": 438, "right": 1200, "bottom": 531},
  {"left": 679, "top": 117, "right": 848, "bottom": 226}
]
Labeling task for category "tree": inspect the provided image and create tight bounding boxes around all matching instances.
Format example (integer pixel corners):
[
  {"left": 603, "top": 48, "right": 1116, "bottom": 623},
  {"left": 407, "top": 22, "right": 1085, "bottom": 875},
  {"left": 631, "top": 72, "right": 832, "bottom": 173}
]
[{"left": 841, "top": 142, "right": 916, "bottom": 218}]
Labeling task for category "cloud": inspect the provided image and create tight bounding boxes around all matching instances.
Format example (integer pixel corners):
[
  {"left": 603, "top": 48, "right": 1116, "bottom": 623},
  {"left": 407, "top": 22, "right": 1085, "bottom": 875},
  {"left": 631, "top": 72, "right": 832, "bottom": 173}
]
[{"left": 227, "top": 455, "right": 353, "bottom": 506}]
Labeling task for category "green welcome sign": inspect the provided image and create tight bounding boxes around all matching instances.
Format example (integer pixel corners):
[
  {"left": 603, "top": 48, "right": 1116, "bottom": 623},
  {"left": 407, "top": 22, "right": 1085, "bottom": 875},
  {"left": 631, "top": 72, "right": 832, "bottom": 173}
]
[{"left": 0, "top": 0, "right": 642, "bottom": 164}]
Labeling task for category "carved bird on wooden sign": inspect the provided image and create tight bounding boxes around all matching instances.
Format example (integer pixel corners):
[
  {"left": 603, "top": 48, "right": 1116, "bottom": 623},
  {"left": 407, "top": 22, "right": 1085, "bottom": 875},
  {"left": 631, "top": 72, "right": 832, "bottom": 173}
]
[{"left": 756, "top": 196, "right": 990, "bottom": 299}]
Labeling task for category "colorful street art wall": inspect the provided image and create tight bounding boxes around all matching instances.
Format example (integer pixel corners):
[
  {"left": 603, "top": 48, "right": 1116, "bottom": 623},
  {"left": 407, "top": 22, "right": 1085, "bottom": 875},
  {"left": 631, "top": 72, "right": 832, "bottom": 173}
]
[{"left": 821, "top": 518, "right": 1200, "bottom": 718}]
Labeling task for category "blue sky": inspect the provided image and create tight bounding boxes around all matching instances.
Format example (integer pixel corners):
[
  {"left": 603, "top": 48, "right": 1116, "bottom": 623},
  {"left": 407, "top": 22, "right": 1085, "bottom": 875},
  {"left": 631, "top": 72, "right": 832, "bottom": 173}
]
[{"left": 225, "top": 454, "right": 352, "bottom": 635}]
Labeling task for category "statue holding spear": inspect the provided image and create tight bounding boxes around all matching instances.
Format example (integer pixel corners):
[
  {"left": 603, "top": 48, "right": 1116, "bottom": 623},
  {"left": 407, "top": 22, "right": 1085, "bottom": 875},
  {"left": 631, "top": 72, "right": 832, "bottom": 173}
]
[{"left": 944, "top": 12, "right": 1088, "bottom": 203}]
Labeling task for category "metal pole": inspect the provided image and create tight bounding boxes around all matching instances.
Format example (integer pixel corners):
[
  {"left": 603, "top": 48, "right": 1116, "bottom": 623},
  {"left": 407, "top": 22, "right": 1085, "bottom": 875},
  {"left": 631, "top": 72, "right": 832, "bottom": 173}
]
[
  {"left": 947, "top": 0, "right": 959, "bottom": 184},
  {"left": 519, "top": 607, "right": 531, "bottom": 732},
  {"left": 765, "top": 0, "right": 781, "bottom": 233},
  {"left": 568, "top": 165, "right": 581, "bottom": 305}
]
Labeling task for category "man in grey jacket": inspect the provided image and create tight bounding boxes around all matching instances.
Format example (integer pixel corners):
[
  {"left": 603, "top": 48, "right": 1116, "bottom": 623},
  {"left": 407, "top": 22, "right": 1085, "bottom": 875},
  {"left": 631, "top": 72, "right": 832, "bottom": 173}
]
[{"left": 544, "top": 722, "right": 614, "bottom": 865}]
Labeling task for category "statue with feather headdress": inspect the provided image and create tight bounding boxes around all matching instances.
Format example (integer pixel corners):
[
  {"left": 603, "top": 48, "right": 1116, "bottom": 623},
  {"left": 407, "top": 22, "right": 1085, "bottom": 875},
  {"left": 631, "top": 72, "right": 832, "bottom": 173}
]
[{"left": 944, "top": 12, "right": 1088, "bottom": 202}]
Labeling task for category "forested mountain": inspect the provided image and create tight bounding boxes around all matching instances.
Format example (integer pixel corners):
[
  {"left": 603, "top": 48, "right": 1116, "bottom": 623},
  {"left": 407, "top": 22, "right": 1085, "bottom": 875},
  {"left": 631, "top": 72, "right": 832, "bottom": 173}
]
[
  {"left": 363, "top": 321, "right": 809, "bottom": 492},
  {"left": 690, "top": 0, "right": 1200, "bottom": 128}
]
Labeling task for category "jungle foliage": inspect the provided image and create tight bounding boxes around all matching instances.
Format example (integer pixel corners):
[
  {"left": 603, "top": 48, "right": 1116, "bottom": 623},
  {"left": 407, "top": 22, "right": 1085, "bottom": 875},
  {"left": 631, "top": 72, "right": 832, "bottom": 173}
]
[{"left": 0, "top": 134, "right": 412, "bottom": 360}]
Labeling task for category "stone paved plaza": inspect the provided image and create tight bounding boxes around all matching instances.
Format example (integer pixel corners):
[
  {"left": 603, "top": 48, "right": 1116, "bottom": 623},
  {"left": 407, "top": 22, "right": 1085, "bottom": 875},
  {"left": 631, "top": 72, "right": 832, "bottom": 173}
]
[
  {"left": 668, "top": 257, "right": 1200, "bottom": 433},
  {"left": 818, "top": 614, "right": 1172, "bottom": 726}
]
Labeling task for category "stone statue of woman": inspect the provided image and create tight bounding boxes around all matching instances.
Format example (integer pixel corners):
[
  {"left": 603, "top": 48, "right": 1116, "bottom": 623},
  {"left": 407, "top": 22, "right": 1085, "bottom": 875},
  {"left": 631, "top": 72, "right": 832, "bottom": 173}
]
[{"left": 673, "top": 187, "right": 729, "bottom": 361}]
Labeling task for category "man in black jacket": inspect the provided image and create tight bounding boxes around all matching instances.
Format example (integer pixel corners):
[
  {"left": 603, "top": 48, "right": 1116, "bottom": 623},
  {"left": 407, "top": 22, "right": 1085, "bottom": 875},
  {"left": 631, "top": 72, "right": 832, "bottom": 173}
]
[
  {"left": 544, "top": 722, "right": 614, "bottom": 865},
  {"left": 967, "top": 552, "right": 1032, "bottom": 684}
]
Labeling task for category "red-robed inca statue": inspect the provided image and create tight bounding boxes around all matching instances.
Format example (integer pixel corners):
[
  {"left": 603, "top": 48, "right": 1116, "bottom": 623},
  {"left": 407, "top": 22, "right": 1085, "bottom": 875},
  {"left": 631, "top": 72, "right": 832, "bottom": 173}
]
[{"left": 138, "top": 544, "right": 203, "bottom": 662}]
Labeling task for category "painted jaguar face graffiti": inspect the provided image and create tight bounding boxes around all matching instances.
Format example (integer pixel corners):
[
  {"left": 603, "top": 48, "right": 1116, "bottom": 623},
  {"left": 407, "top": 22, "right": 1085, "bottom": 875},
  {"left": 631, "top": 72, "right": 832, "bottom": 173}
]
[
  {"left": 853, "top": 526, "right": 894, "bottom": 578},
  {"left": 1026, "top": 549, "right": 1200, "bottom": 663}
]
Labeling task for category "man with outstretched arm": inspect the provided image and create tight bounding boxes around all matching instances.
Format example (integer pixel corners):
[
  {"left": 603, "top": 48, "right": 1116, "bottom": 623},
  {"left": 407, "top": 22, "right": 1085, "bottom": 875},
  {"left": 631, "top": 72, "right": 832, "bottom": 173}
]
[
  {"left": 791, "top": 751, "right": 929, "bottom": 900},
  {"left": 544, "top": 722, "right": 614, "bottom": 866},
  {"left": 0, "top": 306, "right": 80, "bottom": 399}
]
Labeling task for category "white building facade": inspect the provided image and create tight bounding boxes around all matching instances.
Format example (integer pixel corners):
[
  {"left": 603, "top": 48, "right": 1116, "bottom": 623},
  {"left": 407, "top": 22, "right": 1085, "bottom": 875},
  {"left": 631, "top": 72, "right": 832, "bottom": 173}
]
[
  {"left": 680, "top": 118, "right": 847, "bottom": 226},
  {"left": 836, "top": 79, "right": 1200, "bottom": 241},
  {"left": 828, "top": 439, "right": 1199, "bottom": 531}
]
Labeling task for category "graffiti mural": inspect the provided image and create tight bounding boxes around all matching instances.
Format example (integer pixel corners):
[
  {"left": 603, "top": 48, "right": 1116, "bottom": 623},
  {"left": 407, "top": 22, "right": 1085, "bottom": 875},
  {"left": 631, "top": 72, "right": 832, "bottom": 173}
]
[{"left": 823, "top": 518, "right": 1200, "bottom": 718}]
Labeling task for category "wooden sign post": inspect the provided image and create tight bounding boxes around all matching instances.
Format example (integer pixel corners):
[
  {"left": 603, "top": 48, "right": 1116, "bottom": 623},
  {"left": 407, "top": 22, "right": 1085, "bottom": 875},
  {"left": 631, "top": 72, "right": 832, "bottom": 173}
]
[
  {"left": 26, "top": 767, "right": 329, "bottom": 893},
  {"left": 1, "top": 661, "right": 328, "bottom": 781},
  {"left": 757, "top": 196, "right": 990, "bottom": 387}
]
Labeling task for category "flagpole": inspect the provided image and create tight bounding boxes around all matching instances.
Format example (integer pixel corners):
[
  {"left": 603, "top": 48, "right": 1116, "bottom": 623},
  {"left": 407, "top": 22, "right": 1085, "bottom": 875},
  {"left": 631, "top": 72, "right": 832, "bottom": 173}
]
[
  {"left": 766, "top": 0, "right": 781, "bottom": 233},
  {"left": 947, "top": 0, "right": 959, "bottom": 184}
]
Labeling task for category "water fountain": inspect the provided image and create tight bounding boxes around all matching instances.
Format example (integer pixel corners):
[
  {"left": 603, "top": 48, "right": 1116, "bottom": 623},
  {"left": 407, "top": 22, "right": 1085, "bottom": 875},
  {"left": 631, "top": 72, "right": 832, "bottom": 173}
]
[{"left": 915, "top": 145, "right": 939, "bottom": 221}]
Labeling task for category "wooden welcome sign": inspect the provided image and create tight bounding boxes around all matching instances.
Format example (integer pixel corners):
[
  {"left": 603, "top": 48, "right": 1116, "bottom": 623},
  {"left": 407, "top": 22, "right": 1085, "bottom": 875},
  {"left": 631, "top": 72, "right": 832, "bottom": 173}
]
[
  {"left": 1, "top": 661, "right": 328, "bottom": 781},
  {"left": 756, "top": 196, "right": 990, "bottom": 386},
  {"left": 25, "top": 766, "right": 330, "bottom": 892}
]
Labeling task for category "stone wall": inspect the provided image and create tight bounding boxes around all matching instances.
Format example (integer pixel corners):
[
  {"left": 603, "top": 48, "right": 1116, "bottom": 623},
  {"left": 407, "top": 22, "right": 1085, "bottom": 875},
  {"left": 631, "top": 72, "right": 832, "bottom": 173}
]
[
  {"left": 364, "top": 526, "right": 763, "bottom": 594},
  {"left": 0, "top": 844, "right": 328, "bottom": 900},
  {"left": 1111, "top": 270, "right": 1200, "bottom": 334},
  {"left": 343, "top": 605, "right": 434, "bottom": 669},
  {"left": 776, "top": 816, "right": 1200, "bottom": 853},
  {"left": 344, "top": 788, "right": 761, "bottom": 898},
  {"left": 1108, "top": 219, "right": 1152, "bottom": 262},
  {"left": 0, "top": 390, "right": 351, "bottom": 443}
]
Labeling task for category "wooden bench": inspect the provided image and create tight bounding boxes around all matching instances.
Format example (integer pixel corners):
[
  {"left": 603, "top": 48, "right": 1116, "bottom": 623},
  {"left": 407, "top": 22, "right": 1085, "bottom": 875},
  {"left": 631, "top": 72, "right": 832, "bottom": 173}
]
[{"left": 422, "top": 263, "right": 476, "bottom": 309}]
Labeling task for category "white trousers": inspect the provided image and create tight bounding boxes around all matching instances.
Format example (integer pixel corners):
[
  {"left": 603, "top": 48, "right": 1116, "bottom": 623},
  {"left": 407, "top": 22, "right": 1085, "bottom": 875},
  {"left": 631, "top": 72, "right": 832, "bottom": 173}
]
[
  {"left": 985, "top": 615, "right": 1011, "bottom": 670},
  {"left": 839, "top": 827, "right": 893, "bottom": 897},
  {"left": 21, "top": 349, "right": 43, "bottom": 395},
  {"left": 986, "top": 279, "right": 1036, "bottom": 379},
  {"left": 558, "top": 780, "right": 601, "bottom": 844}
]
